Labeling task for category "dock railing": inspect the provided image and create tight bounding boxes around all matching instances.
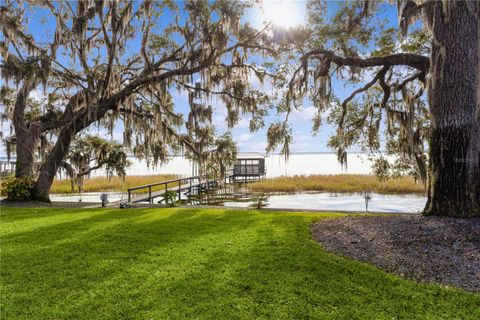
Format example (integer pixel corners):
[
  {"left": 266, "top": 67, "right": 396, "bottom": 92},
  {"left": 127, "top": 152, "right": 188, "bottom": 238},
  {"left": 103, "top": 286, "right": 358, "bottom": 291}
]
[{"left": 127, "top": 175, "right": 215, "bottom": 204}]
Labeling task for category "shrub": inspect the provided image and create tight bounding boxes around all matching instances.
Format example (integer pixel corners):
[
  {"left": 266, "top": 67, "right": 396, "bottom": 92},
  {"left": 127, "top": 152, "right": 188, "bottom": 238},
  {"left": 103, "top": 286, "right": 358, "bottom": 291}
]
[
  {"left": 363, "top": 191, "right": 373, "bottom": 212},
  {"left": 250, "top": 194, "right": 269, "bottom": 209},
  {"left": 163, "top": 190, "right": 178, "bottom": 207},
  {"left": 0, "top": 176, "right": 35, "bottom": 200}
]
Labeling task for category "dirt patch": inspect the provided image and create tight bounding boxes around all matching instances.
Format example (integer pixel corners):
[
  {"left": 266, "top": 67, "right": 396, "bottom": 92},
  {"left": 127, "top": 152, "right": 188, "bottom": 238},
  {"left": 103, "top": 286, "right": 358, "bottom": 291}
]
[{"left": 312, "top": 215, "right": 480, "bottom": 292}]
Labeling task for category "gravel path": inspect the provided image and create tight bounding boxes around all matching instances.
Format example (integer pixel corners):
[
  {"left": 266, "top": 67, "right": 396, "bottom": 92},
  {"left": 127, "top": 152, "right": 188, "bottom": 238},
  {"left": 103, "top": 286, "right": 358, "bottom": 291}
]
[{"left": 312, "top": 215, "right": 480, "bottom": 292}]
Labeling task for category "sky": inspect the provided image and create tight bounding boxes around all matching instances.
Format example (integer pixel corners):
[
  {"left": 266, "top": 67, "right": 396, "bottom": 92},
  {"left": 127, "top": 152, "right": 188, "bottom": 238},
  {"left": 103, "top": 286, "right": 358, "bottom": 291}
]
[
  {"left": 100, "top": 1, "right": 331, "bottom": 154},
  {"left": 207, "top": 0, "right": 399, "bottom": 154},
  {"left": 0, "top": 1, "right": 401, "bottom": 156}
]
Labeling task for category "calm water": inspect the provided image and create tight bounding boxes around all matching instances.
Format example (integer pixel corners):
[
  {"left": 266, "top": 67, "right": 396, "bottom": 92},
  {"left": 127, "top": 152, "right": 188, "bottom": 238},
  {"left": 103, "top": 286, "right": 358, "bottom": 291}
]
[
  {"left": 102, "top": 153, "right": 377, "bottom": 177},
  {"left": 50, "top": 192, "right": 125, "bottom": 203},
  {"left": 7, "top": 153, "right": 426, "bottom": 212},
  {"left": 50, "top": 191, "right": 426, "bottom": 213},
  {"left": 2, "top": 153, "right": 381, "bottom": 177},
  {"left": 225, "top": 193, "right": 426, "bottom": 213}
]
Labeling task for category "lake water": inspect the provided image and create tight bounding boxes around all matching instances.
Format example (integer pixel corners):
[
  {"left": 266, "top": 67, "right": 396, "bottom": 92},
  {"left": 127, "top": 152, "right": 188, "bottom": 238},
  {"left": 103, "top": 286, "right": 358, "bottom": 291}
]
[
  {"left": 2, "top": 153, "right": 381, "bottom": 177},
  {"left": 50, "top": 191, "right": 426, "bottom": 213},
  {"left": 225, "top": 193, "right": 426, "bottom": 213},
  {"left": 98, "top": 153, "right": 377, "bottom": 177},
  {"left": 7, "top": 153, "right": 427, "bottom": 213},
  {"left": 50, "top": 192, "right": 125, "bottom": 203}
]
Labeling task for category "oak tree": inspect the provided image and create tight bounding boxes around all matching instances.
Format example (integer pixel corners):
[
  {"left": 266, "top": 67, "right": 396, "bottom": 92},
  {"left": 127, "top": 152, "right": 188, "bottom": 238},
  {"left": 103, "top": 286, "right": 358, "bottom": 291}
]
[
  {"left": 60, "top": 135, "right": 130, "bottom": 194},
  {"left": 0, "top": 0, "right": 273, "bottom": 200},
  {"left": 267, "top": 0, "right": 479, "bottom": 217}
]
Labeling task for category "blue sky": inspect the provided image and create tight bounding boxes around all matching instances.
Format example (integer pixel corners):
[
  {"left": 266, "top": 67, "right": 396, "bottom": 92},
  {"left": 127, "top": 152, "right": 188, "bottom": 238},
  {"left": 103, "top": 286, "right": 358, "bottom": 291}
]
[
  {"left": 222, "top": 1, "right": 399, "bottom": 153},
  {"left": 1, "top": 1, "right": 401, "bottom": 155}
]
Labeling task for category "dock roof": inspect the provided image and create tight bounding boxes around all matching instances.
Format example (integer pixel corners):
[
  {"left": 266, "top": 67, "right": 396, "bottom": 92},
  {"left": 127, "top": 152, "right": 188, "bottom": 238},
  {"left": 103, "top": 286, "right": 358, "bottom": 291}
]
[{"left": 236, "top": 152, "right": 265, "bottom": 159}]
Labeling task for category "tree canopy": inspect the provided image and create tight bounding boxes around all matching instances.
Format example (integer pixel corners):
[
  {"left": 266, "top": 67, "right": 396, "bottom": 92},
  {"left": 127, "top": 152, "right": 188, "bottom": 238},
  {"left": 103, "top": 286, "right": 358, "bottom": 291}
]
[
  {"left": 1, "top": 0, "right": 478, "bottom": 216},
  {"left": 264, "top": 1, "right": 431, "bottom": 184},
  {"left": 0, "top": 0, "right": 275, "bottom": 200},
  {"left": 60, "top": 135, "right": 130, "bottom": 193},
  {"left": 264, "top": 0, "right": 479, "bottom": 216}
]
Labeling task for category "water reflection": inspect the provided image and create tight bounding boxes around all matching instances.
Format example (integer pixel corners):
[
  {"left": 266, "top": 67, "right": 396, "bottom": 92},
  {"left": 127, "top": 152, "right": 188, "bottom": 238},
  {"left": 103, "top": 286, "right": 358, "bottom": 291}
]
[
  {"left": 50, "top": 190, "right": 426, "bottom": 213},
  {"left": 50, "top": 192, "right": 125, "bottom": 203},
  {"left": 224, "top": 192, "right": 426, "bottom": 213}
]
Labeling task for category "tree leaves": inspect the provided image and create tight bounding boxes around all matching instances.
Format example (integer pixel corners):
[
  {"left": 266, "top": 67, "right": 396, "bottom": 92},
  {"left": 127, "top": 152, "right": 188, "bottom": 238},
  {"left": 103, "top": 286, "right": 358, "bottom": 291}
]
[{"left": 1, "top": 0, "right": 277, "bottom": 190}]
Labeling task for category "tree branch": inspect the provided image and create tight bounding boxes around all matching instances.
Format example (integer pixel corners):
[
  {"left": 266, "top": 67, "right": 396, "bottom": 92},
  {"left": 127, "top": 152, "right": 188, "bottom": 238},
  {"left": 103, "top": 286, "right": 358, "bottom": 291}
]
[
  {"left": 394, "top": 71, "right": 425, "bottom": 91},
  {"left": 339, "top": 66, "right": 389, "bottom": 129},
  {"left": 302, "top": 50, "right": 429, "bottom": 73},
  {"left": 118, "top": 107, "right": 198, "bottom": 155},
  {"left": 220, "top": 63, "right": 275, "bottom": 78},
  {"left": 77, "top": 162, "right": 106, "bottom": 177},
  {"left": 30, "top": 91, "right": 86, "bottom": 134},
  {"left": 174, "top": 81, "right": 245, "bottom": 101}
]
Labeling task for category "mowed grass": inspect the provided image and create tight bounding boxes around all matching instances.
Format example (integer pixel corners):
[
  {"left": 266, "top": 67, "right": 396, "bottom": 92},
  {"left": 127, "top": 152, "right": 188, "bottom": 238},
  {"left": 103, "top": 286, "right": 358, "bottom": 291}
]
[
  {"left": 250, "top": 174, "right": 426, "bottom": 195},
  {"left": 50, "top": 174, "right": 179, "bottom": 194},
  {"left": 1, "top": 207, "right": 478, "bottom": 319}
]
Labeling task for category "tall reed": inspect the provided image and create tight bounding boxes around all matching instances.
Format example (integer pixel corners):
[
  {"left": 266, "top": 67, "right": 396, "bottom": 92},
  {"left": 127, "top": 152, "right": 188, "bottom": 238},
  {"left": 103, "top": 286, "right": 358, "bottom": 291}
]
[
  {"left": 51, "top": 174, "right": 179, "bottom": 194},
  {"left": 51, "top": 174, "right": 425, "bottom": 195},
  {"left": 249, "top": 174, "right": 425, "bottom": 195}
]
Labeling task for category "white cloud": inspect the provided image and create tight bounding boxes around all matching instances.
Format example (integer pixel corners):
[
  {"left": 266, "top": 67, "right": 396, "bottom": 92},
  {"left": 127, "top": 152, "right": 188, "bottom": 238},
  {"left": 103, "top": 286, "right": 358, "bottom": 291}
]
[
  {"left": 236, "top": 117, "right": 250, "bottom": 129},
  {"left": 295, "top": 133, "right": 315, "bottom": 142},
  {"left": 294, "top": 142, "right": 312, "bottom": 152},
  {"left": 290, "top": 106, "right": 317, "bottom": 121},
  {"left": 212, "top": 113, "right": 228, "bottom": 132},
  {"left": 30, "top": 88, "right": 47, "bottom": 101},
  {"left": 238, "top": 140, "right": 267, "bottom": 152},
  {"left": 290, "top": 106, "right": 330, "bottom": 123},
  {"left": 248, "top": 73, "right": 261, "bottom": 88},
  {"left": 248, "top": 72, "right": 274, "bottom": 91},
  {"left": 237, "top": 133, "right": 253, "bottom": 142}
]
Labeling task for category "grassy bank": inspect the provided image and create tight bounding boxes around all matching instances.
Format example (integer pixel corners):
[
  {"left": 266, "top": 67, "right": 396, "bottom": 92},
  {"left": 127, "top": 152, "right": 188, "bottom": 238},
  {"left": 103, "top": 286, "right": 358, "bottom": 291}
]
[
  {"left": 1, "top": 207, "right": 477, "bottom": 319},
  {"left": 250, "top": 174, "right": 425, "bottom": 195},
  {"left": 51, "top": 174, "right": 178, "bottom": 194}
]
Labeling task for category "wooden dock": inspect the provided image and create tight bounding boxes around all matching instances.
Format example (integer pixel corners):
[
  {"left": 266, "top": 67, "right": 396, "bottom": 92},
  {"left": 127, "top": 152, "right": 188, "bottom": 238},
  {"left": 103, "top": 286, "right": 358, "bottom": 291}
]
[{"left": 127, "top": 176, "right": 218, "bottom": 204}]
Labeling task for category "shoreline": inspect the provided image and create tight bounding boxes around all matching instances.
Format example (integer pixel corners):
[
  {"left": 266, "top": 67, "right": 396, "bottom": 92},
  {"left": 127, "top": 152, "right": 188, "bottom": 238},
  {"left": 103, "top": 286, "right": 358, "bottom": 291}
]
[{"left": 0, "top": 199, "right": 418, "bottom": 214}]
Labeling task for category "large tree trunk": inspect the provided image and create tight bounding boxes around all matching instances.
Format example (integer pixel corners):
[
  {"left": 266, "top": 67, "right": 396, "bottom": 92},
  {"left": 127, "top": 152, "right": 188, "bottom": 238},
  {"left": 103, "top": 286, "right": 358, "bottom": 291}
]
[
  {"left": 13, "top": 83, "right": 36, "bottom": 178},
  {"left": 30, "top": 103, "right": 110, "bottom": 201},
  {"left": 425, "top": 1, "right": 480, "bottom": 217},
  {"left": 14, "top": 130, "right": 36, "bottom": 178},
  {"left": 31, "top": 128, "right": 74, "bottom": 201}
]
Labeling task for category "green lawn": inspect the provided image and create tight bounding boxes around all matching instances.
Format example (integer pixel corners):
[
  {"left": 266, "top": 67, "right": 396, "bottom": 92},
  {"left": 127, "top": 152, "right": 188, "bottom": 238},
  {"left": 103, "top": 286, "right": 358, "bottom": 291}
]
[{"left": 0, "top": 207, "right": 478, "bottom": 319}]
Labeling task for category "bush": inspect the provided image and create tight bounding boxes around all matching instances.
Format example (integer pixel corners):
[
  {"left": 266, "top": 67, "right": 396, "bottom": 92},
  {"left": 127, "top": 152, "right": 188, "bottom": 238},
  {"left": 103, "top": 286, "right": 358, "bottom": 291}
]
[
  {"left": 163, "top": 190, "right": 178, "bottom": 207},
  {"left": 250, "top": 194, "right": 269, "bottom": 209},
  {"left": 0, "top": 176, "right": 35, "bottom": 200}
]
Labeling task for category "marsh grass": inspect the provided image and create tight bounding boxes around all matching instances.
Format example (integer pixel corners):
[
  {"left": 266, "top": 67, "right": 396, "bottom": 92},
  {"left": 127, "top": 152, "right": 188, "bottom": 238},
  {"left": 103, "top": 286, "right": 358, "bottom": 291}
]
[
  {"left": 51, "top": 174, "right": 425, "bottom": 195},
  {"left": 51, "top": 174, "right": 179, "bottom": 194},
  {"left": 0, "top": 207, "right": 477, "bottom": 319},
  {"left": 249, "top": 174, "right": 425, "bottom": 195}
]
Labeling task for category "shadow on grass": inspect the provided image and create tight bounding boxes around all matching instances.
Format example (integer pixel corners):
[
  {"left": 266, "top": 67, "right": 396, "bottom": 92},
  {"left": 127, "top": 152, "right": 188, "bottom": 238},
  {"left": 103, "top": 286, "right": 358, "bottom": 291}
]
[
  {"left": 2, "top": 208, "right": 270, "bottom": 318},
  {"left": 1, "top": 207, "right": 479, "bottom": 319},
  {"left": 0, "top": 206, "right": 95, "bottom": 222}
]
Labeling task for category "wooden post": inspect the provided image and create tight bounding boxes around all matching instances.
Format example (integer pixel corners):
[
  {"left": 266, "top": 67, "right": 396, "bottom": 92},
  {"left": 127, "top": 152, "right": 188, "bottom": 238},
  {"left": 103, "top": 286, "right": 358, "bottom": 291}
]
[
  {"left": 178, "top": 180, "right": 181, "bottom": 201},
  {"left": 189, "top": 178, "right": 192, "bottom": 203},
  {"left": 128, "top": 189, "right": 131, "bottom": 203},
  {"left": 149, "top": 186, "right": 152, "bottom": 204}
]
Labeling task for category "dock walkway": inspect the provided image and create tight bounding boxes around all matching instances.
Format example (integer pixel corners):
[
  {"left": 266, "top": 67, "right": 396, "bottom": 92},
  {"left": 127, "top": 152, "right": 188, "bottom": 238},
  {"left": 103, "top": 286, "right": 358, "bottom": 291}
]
[{"left": 127, "top": 176, "right": 218, "bottom": 204}]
